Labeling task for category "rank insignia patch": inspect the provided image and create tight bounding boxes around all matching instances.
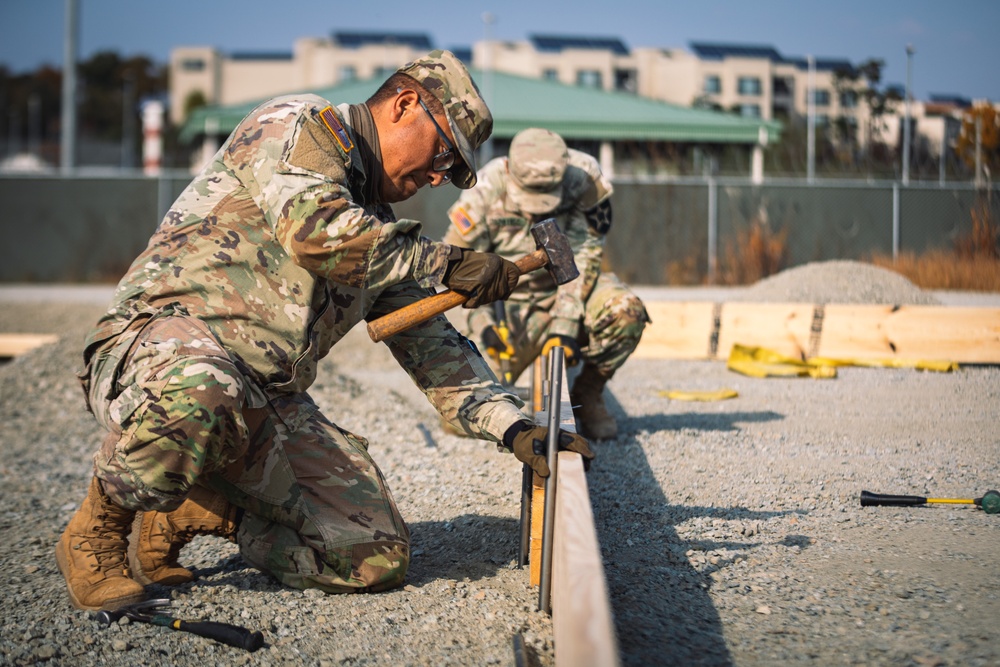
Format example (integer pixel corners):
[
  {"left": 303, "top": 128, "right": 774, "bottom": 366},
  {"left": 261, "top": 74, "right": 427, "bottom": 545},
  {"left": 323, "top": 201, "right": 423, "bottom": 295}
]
[
  {"left": 319, "top": 106, "right": 354, "bottom": 153},
  {"left": 450, "top": 207, "right": 476, "bottom": 236}
]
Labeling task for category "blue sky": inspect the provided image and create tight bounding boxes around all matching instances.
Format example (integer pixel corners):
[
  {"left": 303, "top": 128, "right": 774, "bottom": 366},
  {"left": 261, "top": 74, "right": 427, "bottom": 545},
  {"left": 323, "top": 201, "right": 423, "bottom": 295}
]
[{"left": 1, "top": 0, "right": 998, "bottom": 102}]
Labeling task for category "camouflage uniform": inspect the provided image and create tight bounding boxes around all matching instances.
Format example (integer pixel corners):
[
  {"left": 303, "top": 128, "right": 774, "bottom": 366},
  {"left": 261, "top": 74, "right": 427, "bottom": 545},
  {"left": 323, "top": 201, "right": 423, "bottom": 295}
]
[
  {"left": 78, "top": 52, "right": 526, "bottom": 593},
  {"left": 443, "top": 132, "right": 649, "bottom": 383}
]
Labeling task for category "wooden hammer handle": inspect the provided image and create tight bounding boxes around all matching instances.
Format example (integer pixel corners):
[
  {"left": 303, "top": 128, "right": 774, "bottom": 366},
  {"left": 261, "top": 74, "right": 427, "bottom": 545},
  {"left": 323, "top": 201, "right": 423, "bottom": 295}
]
[{"left": 367, "top": 249, "right": 548, "bottom": 342}]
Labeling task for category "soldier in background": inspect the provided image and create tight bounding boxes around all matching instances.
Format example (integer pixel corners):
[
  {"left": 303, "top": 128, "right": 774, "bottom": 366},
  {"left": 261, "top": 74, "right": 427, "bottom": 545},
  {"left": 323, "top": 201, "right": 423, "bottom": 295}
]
[
  {"left": 444, "top": 128, "right": 649, "bottom": 441},
  {"left": 55, "top": 51, "right": 593, "bottom": 612}
]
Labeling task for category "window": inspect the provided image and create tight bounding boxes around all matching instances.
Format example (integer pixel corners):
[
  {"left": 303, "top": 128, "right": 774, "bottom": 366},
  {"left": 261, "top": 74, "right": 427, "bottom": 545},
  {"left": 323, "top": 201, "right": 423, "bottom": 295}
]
[
  {"left": 772, "top": 77, "right": 792, "bottom": 96},
  {"left": 811, "top": 89, "right": 831, "bottom": 106},
  {"left": 739, "top": 104, "right": 761, "bottom": 118},
  {"left": 338, "top": 66, "right": 357, "bottom": 82},
  {"left": 704, "top": 75, "right": 721, "bottom": 94},
  {"left": 181, "top": 58, "right": 205, "bottom": 72},
  {"left": 542, "top": 68, "right": 559, "bottom": 81},
  {"left": 737, "top": 76, "right": 761, "bottom": 96},
  {"left": 576, "top": 70, "right": 603, "bottom": 89},
  {"left": 614, "top": 68, "right": 637, "bottom": 93},
  {"left": 840, "top": 90, "right": 858, "bottom": 108}
]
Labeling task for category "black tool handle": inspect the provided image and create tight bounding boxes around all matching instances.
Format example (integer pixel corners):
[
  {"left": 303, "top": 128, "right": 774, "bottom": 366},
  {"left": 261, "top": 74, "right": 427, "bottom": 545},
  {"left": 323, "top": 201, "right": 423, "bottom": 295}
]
[
  {"left": 154, "top": 616, "right": 264, "bottom": 652},
  {"left": 860, "top": 490, "right": 927, "bottom": 507}
]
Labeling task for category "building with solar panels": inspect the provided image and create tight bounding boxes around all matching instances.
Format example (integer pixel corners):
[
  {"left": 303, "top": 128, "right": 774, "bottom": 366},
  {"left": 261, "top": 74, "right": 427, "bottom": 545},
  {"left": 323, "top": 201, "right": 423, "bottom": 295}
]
[
  {"left": 168, "top": 31, "right": 964, "bottom": 173},
  {"left": 169, "top": 32, "right": 871, "bottom": 128}
]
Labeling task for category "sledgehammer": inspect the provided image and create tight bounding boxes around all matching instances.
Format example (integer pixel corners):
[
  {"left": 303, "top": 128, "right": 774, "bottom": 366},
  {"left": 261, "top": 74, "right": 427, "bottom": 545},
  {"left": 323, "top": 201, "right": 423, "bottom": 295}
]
[
  {"left": 93, "top": 598, "right": 264, "bottom": 652},
  {"left": 860, "top": 489, "right": 1000, "bottom": 514},
  {"left": 367, "top": 219, "right": 579, "bottom": 342}
]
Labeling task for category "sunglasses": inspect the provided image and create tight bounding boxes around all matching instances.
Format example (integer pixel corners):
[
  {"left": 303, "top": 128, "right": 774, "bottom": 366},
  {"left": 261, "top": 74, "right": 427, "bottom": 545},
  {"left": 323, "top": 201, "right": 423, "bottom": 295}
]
[{"left": 400, "top": 88, "right": 455, "bottom": 186}]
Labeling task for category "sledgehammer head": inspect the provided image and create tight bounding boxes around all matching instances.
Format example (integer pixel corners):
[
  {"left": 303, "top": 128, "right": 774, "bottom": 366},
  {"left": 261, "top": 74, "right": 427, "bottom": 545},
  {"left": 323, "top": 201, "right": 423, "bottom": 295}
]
[{"left": 530, "top": 219, "right": 579, "bottom": 285}]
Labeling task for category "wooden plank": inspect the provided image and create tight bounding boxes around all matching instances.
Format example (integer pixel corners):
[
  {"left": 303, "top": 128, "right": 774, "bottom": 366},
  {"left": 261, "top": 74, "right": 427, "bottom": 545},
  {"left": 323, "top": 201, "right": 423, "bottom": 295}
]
[
  {"left": 716, "top": 302, "right": 815, "bottom": 361},
  {"left": 632, "top": 302, "right": 717, "bottom": 360},
  {"left": 553, "top": 451, "right": 621, "bottom": 667},
  {"left": 819, "top": 305, "right": 1000, "bottom": 362},
  {"left": 0, "top": 334, "right": 59, "bottom": 357},
  {"left": 530, "top": 480, "right": 545, "bottom": 587},
  {"left": 632, "top": 302, "right": 1000, "bottom": 363}
]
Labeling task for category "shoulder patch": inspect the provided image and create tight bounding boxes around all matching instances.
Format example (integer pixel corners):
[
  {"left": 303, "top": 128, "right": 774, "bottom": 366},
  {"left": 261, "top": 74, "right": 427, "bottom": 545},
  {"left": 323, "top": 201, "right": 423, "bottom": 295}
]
[
  {"left": 319, "top": 106, "right": 354, "bottom": 153},
  {"left": 450, "top": 206, "right": 476, "bottom": 236}
]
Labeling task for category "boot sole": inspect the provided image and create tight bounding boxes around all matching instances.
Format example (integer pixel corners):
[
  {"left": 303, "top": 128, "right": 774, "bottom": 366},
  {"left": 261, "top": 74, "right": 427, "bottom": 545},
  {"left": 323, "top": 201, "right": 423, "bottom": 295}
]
[{"left": 55, "top": 536, "right": 145, "bottom": 611}]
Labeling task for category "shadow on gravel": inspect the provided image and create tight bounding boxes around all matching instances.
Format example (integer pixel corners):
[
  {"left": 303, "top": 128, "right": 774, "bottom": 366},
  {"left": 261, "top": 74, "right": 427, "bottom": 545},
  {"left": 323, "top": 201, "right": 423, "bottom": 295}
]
[
  {"left": 404, "top": 515, "right": 521, "bottom": 586},
  {"left": 625, "top": 410, "right": 785, "bottom": 433},
  {"left": 589, "top": 392, "right": 795, "bottom": 666}
]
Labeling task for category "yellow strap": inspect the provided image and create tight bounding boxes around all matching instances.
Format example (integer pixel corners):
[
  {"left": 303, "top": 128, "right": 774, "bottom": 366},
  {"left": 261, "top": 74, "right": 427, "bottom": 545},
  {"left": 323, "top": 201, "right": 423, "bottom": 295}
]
[
  {"left": 658, "top": 388, "right": 739, "bottom": 401},
  {"left": 727, "top": 344, "right": 957, "bottom": 379}
]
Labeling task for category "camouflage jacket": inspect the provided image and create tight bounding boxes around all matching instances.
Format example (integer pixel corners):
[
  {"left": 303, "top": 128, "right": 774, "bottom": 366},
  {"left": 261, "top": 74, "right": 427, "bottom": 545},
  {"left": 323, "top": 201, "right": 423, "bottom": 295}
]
[
  {"left": 84, "top": 94, "right": 525, "bottom": 442},
  {"left": 443, "top": 149, "right": 612, "bottom": 339}
]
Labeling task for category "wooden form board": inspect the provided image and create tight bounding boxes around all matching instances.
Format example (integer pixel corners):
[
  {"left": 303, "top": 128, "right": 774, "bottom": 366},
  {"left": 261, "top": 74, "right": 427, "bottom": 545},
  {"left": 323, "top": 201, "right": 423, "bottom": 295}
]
[
  {"left": 528, "top": 354, "right": 621, "bottom": 667},
  {"left": 0, "top": 334, "right": 59, "bottom": 358},
  {"left": 552, "top": 451, "right": 621, "bottom": 667},
  {"left": 633, "top": 302, "right": 1000, "bottom": 363}
]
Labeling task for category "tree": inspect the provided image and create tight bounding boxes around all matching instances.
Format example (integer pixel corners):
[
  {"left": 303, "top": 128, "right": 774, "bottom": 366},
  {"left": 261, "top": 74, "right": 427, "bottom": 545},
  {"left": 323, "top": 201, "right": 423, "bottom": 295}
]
[
  {"left": 955, "top": 102, "right": 1000, "bottom": 179},
  {"left": 832, "top": 58, "right": 901, "bottom": 177}
]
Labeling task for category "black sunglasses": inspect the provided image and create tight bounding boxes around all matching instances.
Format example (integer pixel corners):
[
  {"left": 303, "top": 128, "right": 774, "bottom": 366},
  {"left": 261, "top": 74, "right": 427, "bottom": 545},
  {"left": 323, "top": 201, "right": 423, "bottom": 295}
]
[{"left": 400, "top": 88, "right": 455, "bottom": 186}]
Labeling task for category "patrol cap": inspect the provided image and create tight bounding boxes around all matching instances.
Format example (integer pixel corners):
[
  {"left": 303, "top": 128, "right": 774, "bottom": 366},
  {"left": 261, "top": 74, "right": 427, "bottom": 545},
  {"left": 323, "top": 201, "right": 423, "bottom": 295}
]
[
  {"left": 506, "top": 128, "right": 569, "bottom": 215},
  {"left": 396, "top": 50, "right": 493, "bottom": 189}
]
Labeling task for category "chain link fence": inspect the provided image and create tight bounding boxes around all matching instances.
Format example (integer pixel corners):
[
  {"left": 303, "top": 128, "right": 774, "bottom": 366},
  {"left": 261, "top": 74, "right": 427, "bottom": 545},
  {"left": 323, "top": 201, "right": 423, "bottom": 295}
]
[{"left": 0, "top": 173, "right": 996, "bottom": 284}]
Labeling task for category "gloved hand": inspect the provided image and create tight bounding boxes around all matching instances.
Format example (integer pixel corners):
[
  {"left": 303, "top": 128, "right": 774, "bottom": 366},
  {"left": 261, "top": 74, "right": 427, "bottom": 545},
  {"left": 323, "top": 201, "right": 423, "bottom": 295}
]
[
  {"left": 503, "top": 421, "right": 595, "bottom": 478},
  {"left": 481, "top": 325, "right": 514, "bottom": 360},
  {"left": 541, "top": 334, "right": 581, "bottom": 367},
  {"left": 443, "top": 246, "right": 520, "bottom": 309}
]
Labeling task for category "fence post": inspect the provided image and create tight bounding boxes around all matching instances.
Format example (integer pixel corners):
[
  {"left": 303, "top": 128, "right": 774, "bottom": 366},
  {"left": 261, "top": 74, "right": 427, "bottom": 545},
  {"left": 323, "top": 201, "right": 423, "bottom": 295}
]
[
  {"left": 707, "top": 177, "right": 718, "bottom": 284},
  {"left": 892, "top": 183, "right": 900, "bottom": 262}
]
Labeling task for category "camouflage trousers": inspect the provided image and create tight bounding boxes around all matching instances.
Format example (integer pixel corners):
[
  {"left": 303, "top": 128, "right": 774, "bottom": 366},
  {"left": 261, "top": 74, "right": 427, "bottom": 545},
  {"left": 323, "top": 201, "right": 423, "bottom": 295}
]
[
  {"left": 500, "top": 273, "right": 650, "bottom": 382},
  {"left": 87, "top": 314, "right": 409, "bottom": 593}
]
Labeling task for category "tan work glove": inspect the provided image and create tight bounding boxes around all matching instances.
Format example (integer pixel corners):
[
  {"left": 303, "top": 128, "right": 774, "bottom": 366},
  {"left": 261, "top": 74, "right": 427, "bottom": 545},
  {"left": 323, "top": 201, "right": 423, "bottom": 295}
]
[
  {"left": 443, "top": 246, "right": 520, "bottom": 309},
  {"left": 503, "top": 420, "right": 595, "bottom": 478}
]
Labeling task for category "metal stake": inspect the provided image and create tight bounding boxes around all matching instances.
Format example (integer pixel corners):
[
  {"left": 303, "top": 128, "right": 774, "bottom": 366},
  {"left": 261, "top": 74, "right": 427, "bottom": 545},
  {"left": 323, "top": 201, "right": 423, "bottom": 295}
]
[{"left": 538, "top": 345, "right": 564, "bottom": 613}]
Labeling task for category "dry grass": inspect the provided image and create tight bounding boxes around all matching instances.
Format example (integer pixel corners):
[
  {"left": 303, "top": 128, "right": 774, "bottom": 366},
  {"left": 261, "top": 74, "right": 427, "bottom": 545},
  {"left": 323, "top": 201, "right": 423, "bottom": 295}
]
[
  {"left": 718, "top": 219, "right": 789, "bottom": 286},
  {"left": 869, "top": 252, "right": 1000, "bottom": 291},
  {"left": 870, "top": 194, "right": 1000, "bottom": 292}
]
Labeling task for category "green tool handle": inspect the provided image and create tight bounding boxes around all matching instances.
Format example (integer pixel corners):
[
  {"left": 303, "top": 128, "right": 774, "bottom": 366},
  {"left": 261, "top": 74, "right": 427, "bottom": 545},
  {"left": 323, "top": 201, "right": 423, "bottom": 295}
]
[{"left": 152, "top": 615, "right": 264, "bottom": 652}]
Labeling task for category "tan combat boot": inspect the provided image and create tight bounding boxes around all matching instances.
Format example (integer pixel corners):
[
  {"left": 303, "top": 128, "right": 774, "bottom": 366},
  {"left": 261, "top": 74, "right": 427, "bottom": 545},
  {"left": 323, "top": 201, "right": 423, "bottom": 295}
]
[
  {"left": 570, "top": 364, "right": 618, "bottom": 440},
  {"left": 128, "top": 485, "right": 239, "bottom": 586},
  {"left": 55, "top": 477, "right": 147, "bottom": 610}
]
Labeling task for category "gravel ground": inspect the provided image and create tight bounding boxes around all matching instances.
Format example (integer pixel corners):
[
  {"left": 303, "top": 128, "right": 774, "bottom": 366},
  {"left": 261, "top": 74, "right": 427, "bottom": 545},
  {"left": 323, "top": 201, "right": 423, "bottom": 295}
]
[{"left": 1, "top": 262, "right": 998, "bottom": 666}]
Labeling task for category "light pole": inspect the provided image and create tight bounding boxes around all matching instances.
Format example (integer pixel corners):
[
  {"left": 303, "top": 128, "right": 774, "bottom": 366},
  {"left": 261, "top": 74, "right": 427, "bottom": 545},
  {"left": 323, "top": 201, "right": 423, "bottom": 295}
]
[
  {"left": 806, "top": 55, "right": 815, "bottom": 183},
  {"left": 481, "top": 12, "right": 496, "bottom": 163},
  {"left": 902, "top": 44, "right": 914, "bottom": 185},
  {"left": 61, "top": 0, "right": 79, "bottom": 172}
]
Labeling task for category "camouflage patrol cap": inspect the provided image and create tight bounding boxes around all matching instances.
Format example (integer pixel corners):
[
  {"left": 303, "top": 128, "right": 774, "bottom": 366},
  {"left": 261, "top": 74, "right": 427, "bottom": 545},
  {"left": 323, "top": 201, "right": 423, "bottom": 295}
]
[
  {"left": 506, "top": 128, "right": 569, "bottom": 215},
  {"left": 397, "top": 50, "right": 493, "bottom": 189}
]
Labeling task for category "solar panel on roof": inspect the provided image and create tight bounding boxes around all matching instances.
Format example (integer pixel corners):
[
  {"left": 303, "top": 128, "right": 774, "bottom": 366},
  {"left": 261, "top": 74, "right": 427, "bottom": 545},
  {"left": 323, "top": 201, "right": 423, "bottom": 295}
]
[
  {"left": 530, "top": 35, "right": 629, "bottom": 56},
  {"left": 332, "top": 32, "right": 433, "bottom": 50}
]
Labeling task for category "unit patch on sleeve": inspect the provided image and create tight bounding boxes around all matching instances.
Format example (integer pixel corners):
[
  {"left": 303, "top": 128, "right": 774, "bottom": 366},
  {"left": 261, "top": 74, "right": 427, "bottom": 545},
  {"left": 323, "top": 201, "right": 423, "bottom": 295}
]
[
  {"left": 449, "top": 206, "right": 476, "bottom": 236},
  {"left": 319, "top": 106, "right": 354, "bottom": 153}
]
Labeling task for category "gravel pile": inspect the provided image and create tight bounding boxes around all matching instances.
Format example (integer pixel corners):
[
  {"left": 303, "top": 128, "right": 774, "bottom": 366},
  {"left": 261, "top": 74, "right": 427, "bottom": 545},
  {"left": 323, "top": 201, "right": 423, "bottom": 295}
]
[
  {"left": 1, "top": 262, "right": 998, "bottom": 666},
  {"left": 739, "top": 260, "right": 941, "bottom": 305}
]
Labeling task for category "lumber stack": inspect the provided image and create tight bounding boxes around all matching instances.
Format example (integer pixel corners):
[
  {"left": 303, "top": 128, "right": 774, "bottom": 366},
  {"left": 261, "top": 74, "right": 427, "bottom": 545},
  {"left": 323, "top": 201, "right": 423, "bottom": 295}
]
[
  {"left": 0, "top": 334, "right": 59, "bottom": 358},
  {"left": 634, "top": 302, "right": 1000, "bottom": 363}
]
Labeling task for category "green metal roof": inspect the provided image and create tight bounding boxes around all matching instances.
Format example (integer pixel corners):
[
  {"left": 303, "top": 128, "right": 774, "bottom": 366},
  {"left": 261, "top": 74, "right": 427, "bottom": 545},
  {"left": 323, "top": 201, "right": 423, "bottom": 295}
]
[{"left": 179, "top": 69, "right": 781, "bottom": 145}]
